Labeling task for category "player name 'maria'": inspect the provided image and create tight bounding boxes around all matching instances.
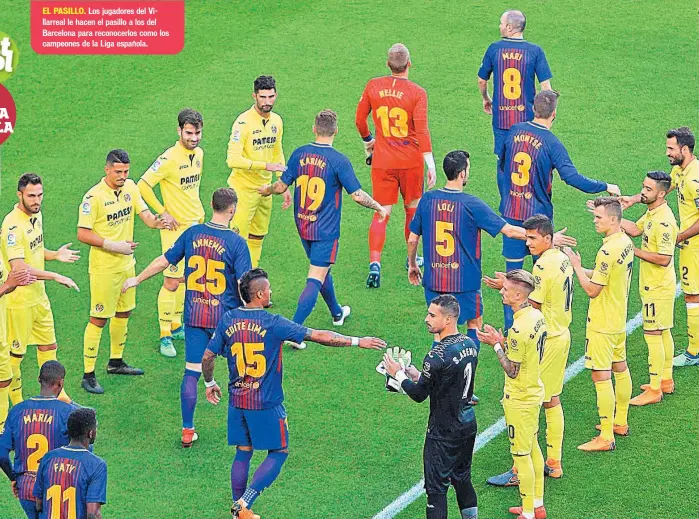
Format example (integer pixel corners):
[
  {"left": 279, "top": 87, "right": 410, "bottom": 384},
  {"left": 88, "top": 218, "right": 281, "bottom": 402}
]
[
  {"left": 23, "top": 412, "right": 54, "bottom": 425},
  {"left": 224, "top": 321, "right": 268, "bottom": 338}
]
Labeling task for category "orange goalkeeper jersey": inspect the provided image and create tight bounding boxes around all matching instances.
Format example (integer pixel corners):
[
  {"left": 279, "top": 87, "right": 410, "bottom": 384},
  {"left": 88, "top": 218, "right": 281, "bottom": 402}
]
[{"left": 355, "top": 76, "right": 432, "bottom": 170}]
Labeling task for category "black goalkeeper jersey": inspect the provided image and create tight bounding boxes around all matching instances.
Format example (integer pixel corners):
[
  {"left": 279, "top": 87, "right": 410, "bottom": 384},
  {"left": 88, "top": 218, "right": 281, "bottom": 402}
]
[{"left": 401, "top": 333, "right": 479, "bottom": 441}]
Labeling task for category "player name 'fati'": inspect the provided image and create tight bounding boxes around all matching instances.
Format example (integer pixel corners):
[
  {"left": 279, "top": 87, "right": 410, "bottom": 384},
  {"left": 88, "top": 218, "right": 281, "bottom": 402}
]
[
  {"left": 52, "top": 461, "right": 77, "bottom": 474},
  {"left": 224, "top": 321, "right": 268, "bottom": 338},
  {"left": 378, "top": 89, "right": 404, "bottom": 99},
  {"left": 23, "top": 412, "right": 54, "bottom": 425},
  {"left": 299, "top": 156, "right": 327, "bottom": 169},
  {"left": 192, "top": 238, "right": 226, "bottom": 255}
]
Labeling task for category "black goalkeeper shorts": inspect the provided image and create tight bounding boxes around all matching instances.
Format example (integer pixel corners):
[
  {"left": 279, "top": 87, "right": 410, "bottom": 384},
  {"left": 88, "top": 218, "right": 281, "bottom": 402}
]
[{"left": 423, "top": 426, "right": 477, "bottom": 495}]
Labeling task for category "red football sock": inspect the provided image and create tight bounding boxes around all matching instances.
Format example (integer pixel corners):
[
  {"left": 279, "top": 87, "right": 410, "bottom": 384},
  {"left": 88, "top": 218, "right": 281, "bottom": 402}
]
[
  {"left": 368, "top": 212, "right": 390, "bottom": 263},
  {"left": 404, "top": 206, "right": 416, "bottom": 242}
]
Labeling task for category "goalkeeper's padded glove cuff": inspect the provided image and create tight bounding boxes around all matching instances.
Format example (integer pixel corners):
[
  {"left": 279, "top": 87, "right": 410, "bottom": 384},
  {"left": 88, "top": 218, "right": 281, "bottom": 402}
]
[{"left": 423, "top": 152, "right": 436, "bottom": 172}]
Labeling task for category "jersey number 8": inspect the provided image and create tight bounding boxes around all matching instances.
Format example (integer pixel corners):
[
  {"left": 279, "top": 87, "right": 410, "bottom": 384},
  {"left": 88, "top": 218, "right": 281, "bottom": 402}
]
[{"left": 502, "top": 67, "right": 522, "bottom": 100}]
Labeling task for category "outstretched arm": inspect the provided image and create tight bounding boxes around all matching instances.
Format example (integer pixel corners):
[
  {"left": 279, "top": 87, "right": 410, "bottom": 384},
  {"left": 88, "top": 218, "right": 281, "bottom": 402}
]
[
  {"left": 564, "top": 248, "right": 603, "bottom": 298},
  {"left": 305, "top": 329, "right": 386, "bottom": 350},
  {"left": 121, "top": 255, "right": 169, "bottom": 292},
  {"left": 620, "top": 219, "right": 643, "bottom": 238},
  {"left": 259, "top": 179, "right": 290, "bottom": 197}
]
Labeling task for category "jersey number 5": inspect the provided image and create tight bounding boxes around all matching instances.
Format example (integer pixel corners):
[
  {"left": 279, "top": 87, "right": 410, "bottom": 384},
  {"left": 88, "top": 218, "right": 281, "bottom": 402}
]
[
  {"left": 230, "top": 342, "right": 267, "bottom": 378},
  {"left": 187, "top": 256, "right": 226, "bottom": 296},
  {"left": 376, "top": 106, "right": 409, "bottom": 138},
  {"left": 435, "top": 220, "right": 455, "bottom": 257}
]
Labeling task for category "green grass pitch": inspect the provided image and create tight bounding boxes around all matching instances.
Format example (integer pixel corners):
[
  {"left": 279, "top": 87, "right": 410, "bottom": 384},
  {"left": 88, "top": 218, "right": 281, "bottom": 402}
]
[{"left": 1, "top": 1, "right": 698, "bottom": 518}]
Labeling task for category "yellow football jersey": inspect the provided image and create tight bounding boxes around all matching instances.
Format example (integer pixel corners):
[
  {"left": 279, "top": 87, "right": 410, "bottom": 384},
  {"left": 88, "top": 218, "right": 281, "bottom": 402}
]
[
  {"left": 503, "top": 305, "right": 546, "bottom": 407},
  {"left": 635, "top": 202, "right": 678, "bottom": 300},
  {"left": 671, "top": 157, "right": 699, "bottom": 248},
  {"left": 0, "top": 243, "right": 7, "bottom": 346},
  {"left": 78, "top": 178, "right": 148, "bottom": 274},
  {"left": 530, "top": 247, "right": 573, "bottom": 337},
  {"left": 587, "top": 231, "right": 634, "bottom": 334},
  {"left": 141, "top": 141, "right": 205, "bottom": 225},
  {"left": 226, "top": 106, "right": 285, "bottom": 187},
  {"left": 1, "top": 205, "right": 46, "bottom": 308}
]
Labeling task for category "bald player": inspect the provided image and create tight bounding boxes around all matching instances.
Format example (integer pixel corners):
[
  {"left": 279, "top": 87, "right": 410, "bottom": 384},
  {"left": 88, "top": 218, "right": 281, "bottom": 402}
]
[{"left": 356, "top": 43, "right": 436, "bottom": 288}]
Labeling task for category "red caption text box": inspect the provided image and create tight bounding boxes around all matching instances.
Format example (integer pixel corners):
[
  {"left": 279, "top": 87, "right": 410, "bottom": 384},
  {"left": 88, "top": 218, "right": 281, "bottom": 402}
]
[{"left": 31, "top": 1, "right": 184, "bottom": 54}]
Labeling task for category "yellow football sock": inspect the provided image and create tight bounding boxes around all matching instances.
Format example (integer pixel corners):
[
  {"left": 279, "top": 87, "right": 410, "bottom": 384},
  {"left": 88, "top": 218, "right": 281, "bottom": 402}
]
[
  {"left": 248, "top": 237, "right": 264, "bottom": 268},
  {"left": 531, "top": 434, "right": 545, "bottom": 502},
  {"left": 613, "top": 369, "right": 632, "bottom": 427},
  {"left": 0, "top": 385, "right": 9, "bottom": 433},
  {"left": 644, "top": 333, "right": 664, "bottom": 391},
  {"left": 36, "top": 348, "right": 57, "bottom": 366},
  {"left": 158, "top": 286, "right": 175, "bottom": 338},
  {"left": 687, "top": 304, "right": 699, "bottom": 356},
  {"left": 9, "top": 355, "right": 23, "bottom": 405},
  {"left": 544, "top": 404, "right": 564, "bottom": 462},
  {"left": 595, "top": 379, "right": 615, "bottom": 441},
  {"left": 109, "top": 317, "right": 128, "bottom": 360},
  {"left": 662, "top": 329, "right": 674, "bottom": 380},
  {"left": 172, "top": 284, "right": 185, "bottom": 330},
  {"left": 513, "top": 454, "right": 535, "bottom": 515},
  {"left": 83, "top": 322, "right": 103, "bottom": 373}
]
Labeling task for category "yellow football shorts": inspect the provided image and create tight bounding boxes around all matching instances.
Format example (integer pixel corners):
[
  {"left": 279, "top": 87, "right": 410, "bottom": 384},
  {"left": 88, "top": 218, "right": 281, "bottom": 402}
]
[
  {"left": 0, "top": 339, "right": 10, "bottom": 381},
  {"left": 229, "top": 174, "right": 273, "bottom": 239},
  {"left": 502, "top": 401, "right": 541, "bottom": 456},
  {"left": 584, "top": 329, "right": 626, "bottom": 370},
  {"left": 161, "top": 225, "right": 189, "bottom": 279},
  {"left": 641, "top": 296, "right": 674, "bottom": 331},
  {"left": 90, "top": 267, "right": 136, "bottom": 319},
  {"left": 7, "top": 296, "right": 57, "bottom": 355},
  {"left": 679, "top": 245, "right": 699, "bottom": 295},
  {"left": 541, "top": 329, "right": 571, "bottom": 402}
]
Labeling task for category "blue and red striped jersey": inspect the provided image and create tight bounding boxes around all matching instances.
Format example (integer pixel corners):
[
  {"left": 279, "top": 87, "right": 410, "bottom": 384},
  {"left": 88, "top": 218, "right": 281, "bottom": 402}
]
[
  {"left": 207, "top": 307, "right": 308, "bottom": 410},
  {"left": 281, "top": 143, "right": 362, "bottom": 241},
  {"left": 164, "top": 222, "right": 252, "bottom": 329},
  {"left": 34, "top": 446, "right": 107, "bottom": 518},
  {"left": 0, "top": 397, "right": 77, "bottom": 500},
  {"left": 410, "top": 189, "right": 505, "bottom": 293},
  {"left": 478, "top": 38, "right": 552, "bottom": 130},
  {"left": 498, "top": 121, "right": 607, "bottom": 221}
]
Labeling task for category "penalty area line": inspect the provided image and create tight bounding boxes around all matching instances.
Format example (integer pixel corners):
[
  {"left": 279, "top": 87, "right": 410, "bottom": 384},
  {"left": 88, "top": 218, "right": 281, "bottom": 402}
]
[{"left": 372, "top": 283, "right": 682, "bottom": 519}]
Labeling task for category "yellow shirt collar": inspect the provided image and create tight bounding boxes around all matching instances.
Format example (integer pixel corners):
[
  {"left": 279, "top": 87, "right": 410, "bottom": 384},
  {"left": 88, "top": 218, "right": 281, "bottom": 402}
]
[
  {"left": 513, "top": 305, "right": 533, "bottom": 319},
  {"left": 602, "top": 230, "right": 624, "bottom": 244},
  {"left": 645, "top": 201, "right": 669, "bottom": 217}
]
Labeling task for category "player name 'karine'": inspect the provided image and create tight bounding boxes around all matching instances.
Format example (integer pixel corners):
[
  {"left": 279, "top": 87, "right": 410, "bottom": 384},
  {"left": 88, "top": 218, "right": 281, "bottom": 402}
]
[
  {"left": 299, "top": 156, "right": 326, "bottom": 169},
  {"left": 224, "top": 321, "right": 268, "bottom": 338}
]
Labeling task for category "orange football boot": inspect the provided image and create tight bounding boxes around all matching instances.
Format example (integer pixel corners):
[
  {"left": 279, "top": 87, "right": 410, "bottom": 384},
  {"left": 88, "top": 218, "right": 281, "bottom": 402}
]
[
  {"left": 630, "top": 388, "right": 663, "bottom": 406},
  {"left": 641, "top": 379, "right": 675, "bottom": 394},
  {"left": 595, "top": 423, "right": 629, "bottom": 436},
  {"left": 544, "top": 458, "right": 563, "bottom": 478},
  {"left": 182, "top": 428, "right": 199, "bottom": 448},
  {"left": 231, "top": 502, "right": 260, "bottom": 519},
  {"left": 578, "top": 435, "right": 616, "bottom": 452},
  {"left": 509, "top": 505, "right": 547, "bottom": 518}
]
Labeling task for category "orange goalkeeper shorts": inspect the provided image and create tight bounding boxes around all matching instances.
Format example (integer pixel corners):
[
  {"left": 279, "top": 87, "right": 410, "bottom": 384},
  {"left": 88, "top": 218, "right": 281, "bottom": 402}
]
[{"left": 371, "top": 165, "right": 424, "bottom": 206}]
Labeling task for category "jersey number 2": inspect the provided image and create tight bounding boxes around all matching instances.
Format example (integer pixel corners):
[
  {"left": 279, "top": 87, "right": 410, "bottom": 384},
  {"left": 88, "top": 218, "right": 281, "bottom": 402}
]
[{"left": 26, "top": 433, "right": 49, "bottom": 472}]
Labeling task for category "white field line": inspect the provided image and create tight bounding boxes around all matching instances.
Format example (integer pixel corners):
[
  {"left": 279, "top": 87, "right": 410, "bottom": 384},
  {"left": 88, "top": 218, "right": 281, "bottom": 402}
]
[{"left": 372, "top": 284, "right": 682, "bottom": 519}]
